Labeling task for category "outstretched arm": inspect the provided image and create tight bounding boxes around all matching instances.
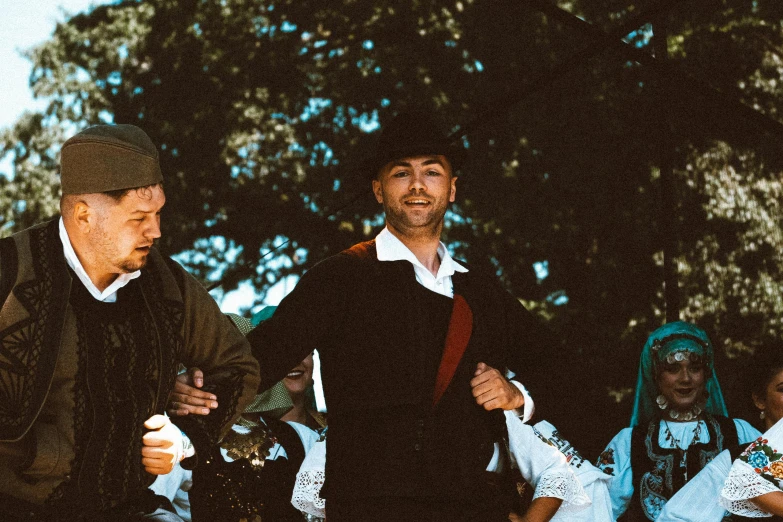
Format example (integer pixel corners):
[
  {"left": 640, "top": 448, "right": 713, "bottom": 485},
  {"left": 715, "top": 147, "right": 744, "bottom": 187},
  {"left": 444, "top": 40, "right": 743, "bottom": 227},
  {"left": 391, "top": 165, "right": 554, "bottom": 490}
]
[
  {"left": 166, "top": 260, "right": 259, "bottom": 462},
  {"left": 509, "top": 497, "right": 563, "bottom": 522},
  {"left": 751, "top": 491, "right": 783, "bottom": 516}
]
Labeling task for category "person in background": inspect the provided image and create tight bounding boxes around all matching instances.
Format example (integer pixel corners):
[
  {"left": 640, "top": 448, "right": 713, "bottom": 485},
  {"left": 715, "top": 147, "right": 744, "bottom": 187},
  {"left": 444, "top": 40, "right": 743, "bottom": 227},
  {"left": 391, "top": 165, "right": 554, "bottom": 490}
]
[
  {"left": 250, "top": 307, "right": 326, "bottom": 432},
  {"left": 162, "top": 312, "right": 324, "bottom": 522},
  {"left": 597, "top": 321, "right": 760, "bottom": 521},
  {"left": 659, "top": 344, "right": 783, "bottom": 521}
]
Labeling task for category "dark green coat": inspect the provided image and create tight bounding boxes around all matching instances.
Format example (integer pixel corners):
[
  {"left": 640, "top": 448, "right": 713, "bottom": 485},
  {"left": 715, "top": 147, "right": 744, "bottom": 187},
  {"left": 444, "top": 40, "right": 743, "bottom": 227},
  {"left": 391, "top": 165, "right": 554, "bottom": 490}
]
[{"left": 0, "top": 219, "right": 259, "bottom": 513}]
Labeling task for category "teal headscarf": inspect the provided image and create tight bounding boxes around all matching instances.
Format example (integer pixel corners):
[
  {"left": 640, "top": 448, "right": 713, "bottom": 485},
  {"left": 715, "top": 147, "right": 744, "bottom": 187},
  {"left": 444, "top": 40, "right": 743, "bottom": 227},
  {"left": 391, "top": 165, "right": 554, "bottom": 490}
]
[{"left": 629, "top": 321, "right": 728, "bottom": 427}]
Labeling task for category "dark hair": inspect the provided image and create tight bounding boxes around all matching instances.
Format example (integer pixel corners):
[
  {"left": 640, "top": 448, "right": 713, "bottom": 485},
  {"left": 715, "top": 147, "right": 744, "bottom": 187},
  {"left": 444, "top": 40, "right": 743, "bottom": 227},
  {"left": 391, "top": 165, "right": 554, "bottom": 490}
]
[
  {"left": 750, "top": 343, "right": 783, "bottom": 400},
  {"left": 103, "top": 182, "right": 163, "bottom": 202}
]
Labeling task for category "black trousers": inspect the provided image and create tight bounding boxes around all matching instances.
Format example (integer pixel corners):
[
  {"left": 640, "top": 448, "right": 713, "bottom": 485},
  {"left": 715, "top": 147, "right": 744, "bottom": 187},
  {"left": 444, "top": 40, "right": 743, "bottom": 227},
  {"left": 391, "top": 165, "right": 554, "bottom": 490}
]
[{"left": 328, "top": 496, "right": 510, "bottom": 522}]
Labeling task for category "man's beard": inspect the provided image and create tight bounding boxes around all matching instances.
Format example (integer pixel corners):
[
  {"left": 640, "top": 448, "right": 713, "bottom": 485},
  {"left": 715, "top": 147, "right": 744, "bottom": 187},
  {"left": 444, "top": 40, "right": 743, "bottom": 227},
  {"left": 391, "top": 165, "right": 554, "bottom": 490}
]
[
  {"left": 93, "top": 221, "right": 150, "bottom": 274},
  {"left": 117, "top": 256, "right": 148, "bottom": 273},
  {"left": 384, "top": 201, "right": 444, "bottom": 236}
]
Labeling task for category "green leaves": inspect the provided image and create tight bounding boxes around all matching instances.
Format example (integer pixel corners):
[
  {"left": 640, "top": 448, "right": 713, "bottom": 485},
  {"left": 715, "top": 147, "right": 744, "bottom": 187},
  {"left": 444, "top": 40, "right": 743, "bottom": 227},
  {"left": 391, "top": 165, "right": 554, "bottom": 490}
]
[{"left": 1, "top": 0, "right": 782, "bottom": 452}]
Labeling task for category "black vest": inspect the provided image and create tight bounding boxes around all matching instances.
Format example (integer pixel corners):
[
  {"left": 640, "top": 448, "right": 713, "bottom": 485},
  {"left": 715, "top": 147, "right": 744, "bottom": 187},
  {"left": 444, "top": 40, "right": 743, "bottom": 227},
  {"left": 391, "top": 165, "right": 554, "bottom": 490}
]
[
  {"left": 248, "top": 240, "right": 539, "bottom": 506},
  {"left": 189, "top": 416, "right": 308, "bottom": 521},
  {"left": 623, "top": 414, "right": 738, "bottom": 521}
]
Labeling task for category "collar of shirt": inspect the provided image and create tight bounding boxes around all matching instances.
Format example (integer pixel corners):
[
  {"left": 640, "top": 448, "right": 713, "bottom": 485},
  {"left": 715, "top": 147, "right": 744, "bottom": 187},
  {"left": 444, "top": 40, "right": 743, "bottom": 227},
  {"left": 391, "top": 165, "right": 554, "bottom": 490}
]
[
  {"left": 59, "top": 217, "right": 141, "bottom": 303},
  {"left": 375, "top": 227, "right": 468, "bottom": 297}
]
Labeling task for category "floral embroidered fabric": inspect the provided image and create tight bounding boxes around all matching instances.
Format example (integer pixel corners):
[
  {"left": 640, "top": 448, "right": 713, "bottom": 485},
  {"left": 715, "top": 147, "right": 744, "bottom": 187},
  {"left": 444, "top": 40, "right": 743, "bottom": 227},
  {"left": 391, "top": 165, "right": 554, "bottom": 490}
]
[
  {"left": 721, "top": 434, "right": 783, "bottom": 517},
  {"left": 597, "top": 448, "right": 616, "bottom": 476},
  {"left": 505, "top": 412, "right": 591, "bottom": 513}
]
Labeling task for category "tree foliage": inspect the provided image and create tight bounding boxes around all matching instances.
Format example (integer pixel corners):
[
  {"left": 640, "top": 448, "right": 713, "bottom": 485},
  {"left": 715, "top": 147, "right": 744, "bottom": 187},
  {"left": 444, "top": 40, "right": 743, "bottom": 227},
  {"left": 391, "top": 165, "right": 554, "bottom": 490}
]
[{"left": 2, "top": 0, "right": 782, "bottom": 454}]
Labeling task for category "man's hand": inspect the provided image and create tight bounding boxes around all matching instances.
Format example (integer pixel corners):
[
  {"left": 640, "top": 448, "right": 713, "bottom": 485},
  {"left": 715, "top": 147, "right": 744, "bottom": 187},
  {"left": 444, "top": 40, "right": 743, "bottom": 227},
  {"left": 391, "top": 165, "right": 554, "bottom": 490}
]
[
  {"left": 471, "top": 362, "right": 525, "bottom": 411},
  {"left": 167, "top": 368, "right": 218, "bottom": 416},
  {"left": 142, "top": 415, "right": 183, "bottom": 475}
]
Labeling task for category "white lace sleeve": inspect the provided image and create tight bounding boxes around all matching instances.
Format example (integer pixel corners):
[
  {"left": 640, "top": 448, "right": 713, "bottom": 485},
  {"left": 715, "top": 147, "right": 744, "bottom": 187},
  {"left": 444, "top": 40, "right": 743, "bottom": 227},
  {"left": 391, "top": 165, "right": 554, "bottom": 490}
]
[
  {"left": 291, "top": 438, "right": 327, "bottom": 518},
  {"left": 533, "top": 469, "right": 592, "bottom": 513},
  {"left": 505, "top": 412, "right": 590, "bottom": 512},
  {"left": 719, "top": 459, "right": 777, "bottom": 518}
]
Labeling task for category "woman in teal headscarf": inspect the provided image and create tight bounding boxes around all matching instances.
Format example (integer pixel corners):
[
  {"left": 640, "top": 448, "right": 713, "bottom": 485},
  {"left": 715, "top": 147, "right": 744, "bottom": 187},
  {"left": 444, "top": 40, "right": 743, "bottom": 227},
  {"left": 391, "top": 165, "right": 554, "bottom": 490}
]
[{"left": 596, "top": 321, "right": 760, "bottom": 521}]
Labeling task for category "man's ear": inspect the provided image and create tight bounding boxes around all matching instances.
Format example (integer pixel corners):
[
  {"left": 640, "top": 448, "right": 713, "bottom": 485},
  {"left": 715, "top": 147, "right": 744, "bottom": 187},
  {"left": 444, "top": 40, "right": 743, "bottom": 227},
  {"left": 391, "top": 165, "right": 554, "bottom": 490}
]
[
  {"left": 372, "top": 179, "right": 383, "bottom": 204},
  {"left": 449, "top": 176, "right": 457, "bottom": 203},
  {"left": 72, "top": 199, "right": 94, "bottom": 233}
]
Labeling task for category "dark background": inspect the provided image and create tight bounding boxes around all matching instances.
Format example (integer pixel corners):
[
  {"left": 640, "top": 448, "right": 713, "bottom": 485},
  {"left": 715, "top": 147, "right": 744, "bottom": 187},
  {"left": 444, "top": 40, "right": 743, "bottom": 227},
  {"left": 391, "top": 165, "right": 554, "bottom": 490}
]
[{"left": 2, "top": 0, "right": 782, "bottom": 458}]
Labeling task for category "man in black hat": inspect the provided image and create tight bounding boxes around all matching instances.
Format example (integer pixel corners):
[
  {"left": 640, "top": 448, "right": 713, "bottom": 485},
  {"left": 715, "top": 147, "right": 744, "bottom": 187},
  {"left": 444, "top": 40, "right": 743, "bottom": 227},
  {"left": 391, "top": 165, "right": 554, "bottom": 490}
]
[
  {"left": 174, "top": 112, "right": 554, "bottom": 520},
  {"left": 0, "top": 124, "right": 259, "bottom": 520}
]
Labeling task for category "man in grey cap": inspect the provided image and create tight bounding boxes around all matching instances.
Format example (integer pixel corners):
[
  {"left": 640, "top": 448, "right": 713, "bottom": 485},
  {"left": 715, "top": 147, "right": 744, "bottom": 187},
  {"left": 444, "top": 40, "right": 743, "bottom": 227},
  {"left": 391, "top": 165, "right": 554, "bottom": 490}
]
[{"left": 0, "top": 124, "right": 259, "bottom": 520}]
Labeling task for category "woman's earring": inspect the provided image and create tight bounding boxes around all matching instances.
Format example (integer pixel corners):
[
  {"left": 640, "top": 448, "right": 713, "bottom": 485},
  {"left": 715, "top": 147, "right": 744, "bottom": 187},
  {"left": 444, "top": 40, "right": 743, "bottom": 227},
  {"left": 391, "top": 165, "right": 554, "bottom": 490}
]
[
  {"left": 760, "top": 410, "right": 766, "bottom": 420},
  {"left": 656, "top": 394, "right": 668, "bottom": 410}
]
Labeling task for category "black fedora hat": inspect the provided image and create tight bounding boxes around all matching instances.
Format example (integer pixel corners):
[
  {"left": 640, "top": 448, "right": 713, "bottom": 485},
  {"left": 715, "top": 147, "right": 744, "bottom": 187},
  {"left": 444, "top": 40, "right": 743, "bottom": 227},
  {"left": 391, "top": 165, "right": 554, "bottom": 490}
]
[{"left": 361, "top": 111, "right": 465, "bottom": 180}]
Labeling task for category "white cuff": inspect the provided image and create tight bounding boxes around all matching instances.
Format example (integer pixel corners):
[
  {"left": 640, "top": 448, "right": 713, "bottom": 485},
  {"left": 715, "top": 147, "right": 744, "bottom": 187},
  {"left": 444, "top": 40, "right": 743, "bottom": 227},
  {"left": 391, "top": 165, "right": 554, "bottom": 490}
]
[
  {"left": 511, "top": 381, "right": 535, "bottom": 423},
  {"left": 179, "top": 431, "right": 195, "bottom": 460},
  {"left": 292, "top": 438, "right": 327, "bottom": 517}
]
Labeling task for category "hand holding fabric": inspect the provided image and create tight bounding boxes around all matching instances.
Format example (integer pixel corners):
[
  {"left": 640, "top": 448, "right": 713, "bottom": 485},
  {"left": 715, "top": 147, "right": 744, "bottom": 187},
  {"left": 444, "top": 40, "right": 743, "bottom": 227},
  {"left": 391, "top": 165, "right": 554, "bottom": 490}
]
[
  {"left": 470, "top": 362, "right": 525, "bottom": 411},
  {"left": 142, "top": 414, "right": 183, "bottom": 475}
]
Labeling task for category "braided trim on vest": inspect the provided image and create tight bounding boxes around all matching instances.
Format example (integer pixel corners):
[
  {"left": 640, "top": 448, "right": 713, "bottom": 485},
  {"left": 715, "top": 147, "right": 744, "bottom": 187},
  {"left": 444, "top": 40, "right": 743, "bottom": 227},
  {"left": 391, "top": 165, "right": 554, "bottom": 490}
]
[
  {"left": 0, "top": 236, "right": 18, "bottom": 307},
  {"left": 0, "top": 220, "right": 69, "bottom": 441},
  {"left": 628, "top": 414, "right": 738, "bottom": 521}
]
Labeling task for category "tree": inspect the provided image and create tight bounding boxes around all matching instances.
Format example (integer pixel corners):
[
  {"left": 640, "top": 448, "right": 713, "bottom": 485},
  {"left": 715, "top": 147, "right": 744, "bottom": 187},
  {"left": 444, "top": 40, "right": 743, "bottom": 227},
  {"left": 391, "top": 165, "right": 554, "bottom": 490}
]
[{"left": 2, "top": 0, "right": 781, "bottom": 455}]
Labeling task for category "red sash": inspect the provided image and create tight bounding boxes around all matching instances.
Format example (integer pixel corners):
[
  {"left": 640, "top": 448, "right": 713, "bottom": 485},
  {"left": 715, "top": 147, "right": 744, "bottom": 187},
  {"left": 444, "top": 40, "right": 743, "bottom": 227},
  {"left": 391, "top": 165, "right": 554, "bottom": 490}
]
[{"left": 432, "top": 294, "right": 473, "bottom": 407}]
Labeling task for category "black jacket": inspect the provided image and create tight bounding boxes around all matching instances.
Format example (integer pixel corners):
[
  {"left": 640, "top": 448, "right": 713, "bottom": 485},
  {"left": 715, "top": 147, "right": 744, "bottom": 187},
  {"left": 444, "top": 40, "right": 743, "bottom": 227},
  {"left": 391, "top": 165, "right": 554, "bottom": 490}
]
[{"left": 247, "top": 240, "right": 553, "bottom": 502}]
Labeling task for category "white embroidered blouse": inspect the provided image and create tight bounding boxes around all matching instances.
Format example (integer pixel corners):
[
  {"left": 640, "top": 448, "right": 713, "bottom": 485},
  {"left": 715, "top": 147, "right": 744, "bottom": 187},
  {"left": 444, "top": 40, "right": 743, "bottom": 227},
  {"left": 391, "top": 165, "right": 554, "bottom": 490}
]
[{"left": 598, "top": 418, "right": 760, "bottom": 520}]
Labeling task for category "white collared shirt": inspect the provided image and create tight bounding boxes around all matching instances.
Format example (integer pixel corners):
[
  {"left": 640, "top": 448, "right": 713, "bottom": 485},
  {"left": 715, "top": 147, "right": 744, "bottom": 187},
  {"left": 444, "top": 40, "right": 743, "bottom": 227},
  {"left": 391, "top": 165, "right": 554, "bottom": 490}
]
[
  {"left": 59, "top": 217, "right": 141, "bottom": 303},
  {"left": 375, "top": 227, "right": 468, "bottom": 297},
  {"left": 374, "top": 227, "right": 534, "bottom": 432}
]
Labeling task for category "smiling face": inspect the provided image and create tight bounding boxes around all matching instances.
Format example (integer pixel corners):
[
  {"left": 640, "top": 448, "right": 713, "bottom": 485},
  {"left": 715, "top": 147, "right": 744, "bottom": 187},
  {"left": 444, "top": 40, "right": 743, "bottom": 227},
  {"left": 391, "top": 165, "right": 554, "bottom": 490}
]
[
  {"left": 372, "top": 155, "right": 457, "bottom": 240},
  {"left": 283, "top": 352, "right": 314, "bottom": 399},
  {"left": 656, "top": 357, "right": 707, "bottom": 415},
  {"left": 754, "top": 368, "right": 783, "bottom": 429}
]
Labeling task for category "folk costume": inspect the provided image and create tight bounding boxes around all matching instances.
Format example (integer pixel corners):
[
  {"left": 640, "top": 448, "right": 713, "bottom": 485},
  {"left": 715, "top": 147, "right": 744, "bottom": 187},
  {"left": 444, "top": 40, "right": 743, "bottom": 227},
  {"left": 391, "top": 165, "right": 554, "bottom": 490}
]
[
  {"left": 531, "top": 420, "right": 614, "bottom": 522},
  {"left": 597, "top": 321, "right": 759, "bottom": 521},
  {"left": 289, "top": 413, "right": 592, "bottom": 520},
  {"left": 0, "top": 124, "right": 260, "bottom": 521},
  {"left": 720, "top": 417, "right": 783, "bottom": 520},
  {"left": 658, "top": 445, "right": 774, "bottom": 522},
  {"left": 181, "top": 312, "right": 323, "bottom": 522},
  {"left": 246, "top": 227, "right": 553, "bottom": 521}
]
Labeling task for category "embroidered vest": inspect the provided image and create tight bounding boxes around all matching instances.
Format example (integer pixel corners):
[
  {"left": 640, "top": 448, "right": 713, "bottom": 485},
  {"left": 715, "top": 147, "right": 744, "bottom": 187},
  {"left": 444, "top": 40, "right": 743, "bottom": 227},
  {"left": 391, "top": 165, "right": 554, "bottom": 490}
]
[
  {"left": 0, "top": 219, "right": 186, "bottom": 443},
  {"left": 624, "top": 414, "right": 738, "bottom": 521},
  {"left": 189, "top": 416, "right": 308, "bottom": 521}
]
